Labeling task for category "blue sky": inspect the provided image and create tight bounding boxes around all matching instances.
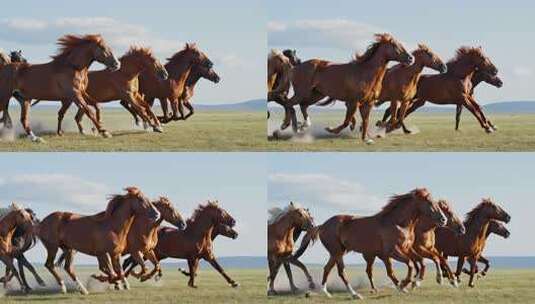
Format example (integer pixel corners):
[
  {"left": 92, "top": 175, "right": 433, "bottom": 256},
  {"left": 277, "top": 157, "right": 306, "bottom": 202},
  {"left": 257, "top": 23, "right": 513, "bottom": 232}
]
[
  {"left": 268, "top": 153, "right": 534, "bottom": 263},
  {"left": 0, "top": 153, "right": 266, "bottom": 264},
  {"left": 0, "top": 0, "right": 265, "bottom": 104},
  {"left": 268, "top": 0, "right": 535, "bottom": 104}
]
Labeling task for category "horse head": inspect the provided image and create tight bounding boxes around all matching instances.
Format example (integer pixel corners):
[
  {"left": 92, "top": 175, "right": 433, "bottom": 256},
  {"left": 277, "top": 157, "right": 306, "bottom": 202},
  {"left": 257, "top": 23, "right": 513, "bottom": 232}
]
[
  {"left": 412, "top": 188, "right": 447, "bottom": 227},
  {"left": 413, "top": 44, "right": 447, "bottom": 73},
  {"left": 153, "top": 196, "right": 186, "bottom": 230},
  {"left": 282, "top": 49, "right": 301, "bottom": 65},
  {"left": 357, "top": 33, "right": 412, "bottom": 65},
  {"left": 488, "top": 220, "right": 510, "bottom": 239},
  {"left": 437, "top": 199, "right": 465, "bottom": 235}
]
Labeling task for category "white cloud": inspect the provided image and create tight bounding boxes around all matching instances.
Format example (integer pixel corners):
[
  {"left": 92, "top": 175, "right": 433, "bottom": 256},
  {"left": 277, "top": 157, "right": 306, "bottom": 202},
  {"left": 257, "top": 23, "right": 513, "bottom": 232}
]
[
  {"left": 0, "top": 17, "right": 180, "bottom": 55},
  {"left": 512, "top": 66, "right": 533, "bottom": 77},
  {"left": 0, "top": 174, "right": 110, "bottom": 213},
  {"left": 268, "top": 173, "right": 383, "bottom": 214},
  {"left": 268, "top": 19, "right": 385, "bottom": 51}
]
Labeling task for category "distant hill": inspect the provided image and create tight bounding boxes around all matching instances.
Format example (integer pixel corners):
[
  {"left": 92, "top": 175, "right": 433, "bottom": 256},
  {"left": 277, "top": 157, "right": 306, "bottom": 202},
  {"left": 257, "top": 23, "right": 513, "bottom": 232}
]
[
  {"left": 161, "top": 256, "right": 266, "bottom": 269},
  {"left": 196, "top": 99, "right": 265, "bottom": 111}
]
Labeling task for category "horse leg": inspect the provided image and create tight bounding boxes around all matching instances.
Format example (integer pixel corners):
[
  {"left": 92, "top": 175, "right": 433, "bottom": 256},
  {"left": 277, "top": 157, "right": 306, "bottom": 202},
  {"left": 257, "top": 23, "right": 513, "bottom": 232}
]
[
  {"left": 267, "top": 258, "right": 282, "bottom": 295},
  {"left": 325, "top": 101, "right": 357, "bottom": 135},
  {"left": 43, "top": 244, "right": 67, "bottom": 293},
  {"left": 359, "top": 101, "right": 374, "bottom": 144},
  {"left": 289, "top": 258, "right": 315, "bottom": 290},
  {"left": 129, "top": 251, "right": 147, "bottom": 279},
  {"left": 363, "top": 253, "right": 377, "bottom": 293},
  {"left": 386, "top": 100, "right": 400, "bottom": 133},
  {"left": 467, "top": 96, "right": 495, "bottom": 131},
  {"left": 110, "top": 253, "right": 128, "bottom": 289},
  {"left": 336, "top": 258, "right": 362, "bottom": 299},
  {"left": 56, "top": 100, "right": 72, "bottom": 136},
  {"left": 136, "top": 93, "right": 163, "bottom": 132},
  {"left": 187, "top": 258, "right": 200, "bottom": 288},
  {"left": 20, "top": 99, "right": 43, "bottom": 143},
  {"left": 140, "top": 250, "right": 160, "bottom": 282},
  {"left": 394, "top": 99, "right": 413, "bottom": 134},
  {"left": 205, "top": 256, "right": 239, "bottom": 288},
  {"left": 282, "top": 261, "right": 298, "bottom": 293},
  {"left": 62, "top": 250, "right": 88, "bottom": 295},
  {"left": 74, "top": 108, "right": 87, "bottom": 135},
  {"left": 18, "top": 254, "right": 45, "bottom": 286},
  {"left": 320, "top": 255, "right": 338, "bottom": 298},
  {"left": 391, "top": 249, "right": 416, "bottom": 291},
  {"left": 176, "top": 98, "right": 186, "bottom": 120},
  {"left": 90, "top": 104, "right": 102, "bottom": 134},
  {"left": 455, "top": 104, "right": 462, "bottom": 130},
  {"left": 0, "top": 256, "right": 27, "bottom": 293},
  {"left": 454, "top": 255, "right": 465, "bottom": 284},
  {"left": 16, "top": 258, "right": 31, "bottom": 291},
  {"left": 377, "top": 104, "right": 392, "bottom": 127},
  {"left": 380, "top": 256, "right": 401, "bottom": 289},
  {"left": 72, "top": 93, "right": 110, "bottom": 138},
  {"left": 467, "top": 256, "right": 478, "bottom": 288},
  {"left": 183, "top": 101, "right": 194, "bottom": 120},
  {"left": 120, "top": 100, "right": 141, "bottom": 127},
  {"left": 462, "top": 99, "right": 491, "bottom": 132},
  {"left": 479, "top": 256, "right": 490, "bottom": 276}
]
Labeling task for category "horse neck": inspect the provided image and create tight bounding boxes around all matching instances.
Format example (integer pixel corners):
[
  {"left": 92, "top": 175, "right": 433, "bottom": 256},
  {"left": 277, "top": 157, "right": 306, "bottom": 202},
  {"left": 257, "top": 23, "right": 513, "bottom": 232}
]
[
  {"left": 359, "top": 50, "right": 389, "bottom": 75},
  {"left": 406, "top": 59, "right": 425, "bottom": 81},
  {"left": 186, "top": 215, "right": 216, "bottom": 241},
  {"left": 107, "top": 205, "right": 137, "bottom": 237},
  {"left": 378, "top": 202, "right": 419, "bottom": 228},
  {"left": 165, "top": 57, "right": 194, "bottom": 80},
  {"left": 447, "top": 58, "right": 476, "bottom": 79},
  {"left": 0, "top": 216, "right": 17, "bottom": 240},
  {"left": 119, "top": 56, "right": 144, "bottom": 79},
  {"left": 186, "top": 70, "right": 203, "bottom": 86},
  {"left": 471, "top": 73, "right": 484, "bottom": 88},
  {"left": 415, "top": 217, "right": 436, "bottom": 233},
  {"left": 464, "top": 214, "right": 491, "bottom": 244},
  {"left": 269, "top": 213, "right": 295, "bottom": 241}
]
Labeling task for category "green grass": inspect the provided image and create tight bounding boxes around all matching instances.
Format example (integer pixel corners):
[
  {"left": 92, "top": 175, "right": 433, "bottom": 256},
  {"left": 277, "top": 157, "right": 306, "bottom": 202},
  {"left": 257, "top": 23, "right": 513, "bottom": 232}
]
[
  {"left": 0, "top": 108, "right": 265, "bottom": 152},
  {"left": 268, "top": 267, "right": 535, "bottom": 303},
  {"left": 1, "top": 266, "right": 266, "bottom": 304},
  {"left": 267, "top": 111, "right": 535, "bottom": 151}
]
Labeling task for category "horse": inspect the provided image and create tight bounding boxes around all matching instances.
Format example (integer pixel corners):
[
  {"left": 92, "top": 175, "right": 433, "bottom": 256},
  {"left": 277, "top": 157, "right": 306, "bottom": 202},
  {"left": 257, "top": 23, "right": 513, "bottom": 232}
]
[
  {"left": 123, "top": 201, "right": 238, "bottom": 288},
  {"left": 410, "top": 199, "right": 465, "bottom": 287},
  {"left": 0, "top": 206, "right": 44, "bottom": 290},
  {"left": 37, "top": 187, "right": 160, "bottom": 295},
  {"left": 121, "top": 43, "right": 213, "bottom": 124},
  {"left": 128, "top": 63, "right": 220, "bottom": 124},
  {"left": 460, "top": 219, "right": 510, "bottom": 277},
  {"left": 0, "top": 34, "right": 120, "bottom": 142},
  {"left": 286, "top": 33, "right": 412, "bottom": 144},
  {"left": 391, "top": 46, "right": 499, "bottom": 134},
  {"left": 0, "top": 203, "right": 35, "bottom": 293},
  {"left": 267, "top": 49, "right": 294, "bottom": 125},
  {"left": 294, "top": 188, "right": 446, "bottom": 299},
  {"left": 31, "top": 46, "right": 168, "bottom": 136},
  {"left": 435, "top": 198, "right": 510, "bottom": 287},
  {"left": 0, "top": 51, "right": 27, "bottom": 127},
  {"left": 267, "top": 202, "right": 315, "bottom": 295}
]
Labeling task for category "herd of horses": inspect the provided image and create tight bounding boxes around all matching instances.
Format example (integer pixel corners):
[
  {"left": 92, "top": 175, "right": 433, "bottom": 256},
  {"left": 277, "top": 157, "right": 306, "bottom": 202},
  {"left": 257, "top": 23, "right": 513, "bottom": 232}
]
[
  {"left": 0, "top": 187, "right": 239, "bottom": 295},
  {"left": 268, "top": 33, "right": 502, "bottom": 143},
  {"left": 268, "top": 188, "right": 511, "bottom": 299},
  {"left": 0, "top": 34, "right": 220, "bottom": 142}
]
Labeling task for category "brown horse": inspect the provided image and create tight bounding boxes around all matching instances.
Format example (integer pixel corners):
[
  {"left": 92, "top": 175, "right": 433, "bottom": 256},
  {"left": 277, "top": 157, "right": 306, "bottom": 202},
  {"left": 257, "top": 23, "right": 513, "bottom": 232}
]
[
  {"left": 294, "top": 188, "right": 446, "bottom": 299},
  {"left": 32, "top": 46, "right": 168, "bottom": 135},
  {"left": 37, "top": 187, "right": 160, "bottom": 295},
  {"left": 394, "top": 47, "right": 498, "bottom": 134},
  {"left": 121, "top": 43, "right": 213, "bottom": 124},
  {"left": 0, "top": 207, "right": 44, "bottom": 290},
  {"left": 411, "top": 199, "right": 465, "bottom": 287},
  {"left": 0, "top": 34, "right": 120, "bottom": 142},
  {"left": 268, "top": 49, "right": 295, "bottom": 127},
  {"left": 125, "top": 201, "right": 237, "bottom": 287},
  {"left": 267, "top": 202, "right": 315, "bottom": 295},
  {"left": 435, "top": 198, "right": 510, "bottom": 287},
  {"left": 286, "top": 33, "right": 412, "bottom": 143},
  {"left": 0, "top": 203, "right": 35, "bottom": 293},
  {"left": 460, "top": 219, "right": 510, "bottom": 277}
]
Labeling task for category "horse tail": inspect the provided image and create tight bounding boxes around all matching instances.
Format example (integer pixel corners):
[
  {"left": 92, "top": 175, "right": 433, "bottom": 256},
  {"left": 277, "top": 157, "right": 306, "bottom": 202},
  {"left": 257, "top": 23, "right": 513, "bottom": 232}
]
[
  {"left": 292, "top": 225, "right": 321, "bottom": 259},
  {"left": 31, "top": 100, "right": 42, "bottom": 107},
  {"left": 316, "top": 97, "right": 336, "bottom": 107}
]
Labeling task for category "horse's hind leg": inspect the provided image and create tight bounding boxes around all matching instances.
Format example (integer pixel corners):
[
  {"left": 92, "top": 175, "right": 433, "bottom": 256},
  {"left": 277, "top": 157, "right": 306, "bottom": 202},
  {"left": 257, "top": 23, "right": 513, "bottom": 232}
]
[
  {"left": 289, "top": 258, "right": 314, "bottom": 289},
  {"left": 57, "top": 100, "right": 72, "bottom": 136},
  {"left": 359, "top": 101, "right": 374, "bottom": 144},
  {"left": 43, "top": 242, "right": 66, "bottom": 293},
  {"left": 455, "top": 104, "right": 463, "bottom": 130},
  {"left": 183, "top": 101, "right": 194, "bottom": 120},
  {"left": 63, "top": 250, "right": 88, "bottom": 295},
  {"left": 73, "top": 93, "right": 110, "bottom": 138},
  {"left": 18, "top": 254, "right": 45, "bottom": 286},
  {"left": 282, "top": 261, "right": 298, "bottom": 293},
  {"left": 0, "top": 256, "right": 28, "bottom": 293},
  {"left": 325, "top": 101, "right": 357, "bottom": 135},
  {"left": 380, "top": 256, "right": 401, "bottom": 290},
  {"left": 336, "top": 257, "right": 363, "bottom": 299},
  {"left": 320, "top": 255, "right": 338, "bottom": 298},
  {"left": 363, "top": 253, "right": 377, "bottom": 293},
  {"left": 267, "top": 258, "right": 281, "bottom": 295},
  {"left": 20, "top": 99, "right": 44, "bottom": 143},
  {"left": 120, "top": 100, "right": 141, "bottom": 127},
  {"left": 140, "top": 250, "right": 160, "bottom": 282}
]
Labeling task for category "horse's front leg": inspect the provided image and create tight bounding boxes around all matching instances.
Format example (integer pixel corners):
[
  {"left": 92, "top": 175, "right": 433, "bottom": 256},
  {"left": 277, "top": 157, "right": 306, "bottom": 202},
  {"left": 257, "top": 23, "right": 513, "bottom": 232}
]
[
  {"left": 187, "top": 258, "right": 200, "bottom": 288},
  {"left": 183, "top": 100, "right": 195, "bottom": 120},
  {"left": 18, "top": 254, "right": 45, "bottom": 286},
  {"left": 359, "top": 101, "right": 374, "bottom": 144},
  {"left": 73, "top": 92, "right": 110, "bottom": 138},
  {"left": 140, "top": 250, "right": 160, "bottom": 282},
  {"left": 20, "top": 99, "right": 44, "bottom": 143},
  {"left": 325, "top": 101, "right": 357, "bottom": 135},
  {"left": 205, "top": 256, "right": 239, "bottom": 287}
]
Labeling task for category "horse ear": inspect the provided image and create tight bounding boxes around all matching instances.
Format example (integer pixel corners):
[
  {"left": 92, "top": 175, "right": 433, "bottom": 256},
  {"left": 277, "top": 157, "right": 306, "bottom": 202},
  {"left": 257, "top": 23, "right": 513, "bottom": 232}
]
[
  {"left": 289, "top": 201, "right": 294, "bottom": 206},
  {"left": 124, "top": 186, "right": 141, "bottom": 196}
]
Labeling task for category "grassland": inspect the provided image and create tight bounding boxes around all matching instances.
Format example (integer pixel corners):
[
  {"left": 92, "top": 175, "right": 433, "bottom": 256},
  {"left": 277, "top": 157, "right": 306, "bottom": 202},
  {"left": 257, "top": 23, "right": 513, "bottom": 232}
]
[
  {"left": 268, "top": 111, "right": 535, "bottom": 151},
  {"left": 2, "top": 266, "right": 533, "bottom": 303},
  {"left": 0, "top": 108, "right": 265, "bottom": 152}
]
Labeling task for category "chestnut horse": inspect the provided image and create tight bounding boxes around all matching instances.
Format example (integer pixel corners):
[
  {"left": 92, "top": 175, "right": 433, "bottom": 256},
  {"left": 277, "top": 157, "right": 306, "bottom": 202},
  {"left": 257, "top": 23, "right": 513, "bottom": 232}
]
[
  {"left": 0, "top": 204, "right": 35, "bottom": 293},
  {"left": 460, "top": 219, "right": 510, "bottom": 277},
  {"left": 37, "top": 187, "right": 160, "bottom": 295},
  {"left": 268, "top": 49, "right": 296, "bottom": 127},
  {"left": 0, "top": 206, "right": 44, "bottom": 290},
  {"left": 124, "top": 201, "right": 238, "bottom": 287},
  {"left": 286, "top": 33, "right": 412, "bottom": 144},
  {"left": 294, "top": 188, "right": 446, "bottom": 299},
  {"left": 435, "top": 198, "right": 510, "bottom": 287},
  {"left": 267, "top": 202, "right": 315, "bottom": 295},
  {"left": 0, "top": 34, "right": 120, "bottom": 142},
  {"left": 32, "top": 46, "right": 168, "bottom": 135},
  {"left": 410, "top": 199, "right": 465, "bottom": 287},
  {"left": 0, "top": 51, "right": 27, "bottom": 127},
  {"left": 121, "top": 43, "right": 213, "bottom": 124},
  {"left": 393, "top": 47, "right": 499, "bottom": 134}
]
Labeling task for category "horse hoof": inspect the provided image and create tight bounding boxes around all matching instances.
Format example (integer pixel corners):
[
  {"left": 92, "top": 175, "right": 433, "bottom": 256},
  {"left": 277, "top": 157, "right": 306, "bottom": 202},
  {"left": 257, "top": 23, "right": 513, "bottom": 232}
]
[
  {"left": 101, "top": 131, "right": 112, "bottom": 138},
  {"left": 153, "top": 126, "right": 164, "bottom": 133},
  {"left": 352, "top": 293, "right": 364, "bottom": 300},
  {"left": 451, "top": 280, "right": 459, "bottom": 288},
  {"left": 413, "top": 280, "right": 421, "bottom": 288},
  {"left": 491, "top": 125, "right": 498, "bottom": 131},
  {"left": 436, "top": 277, "right": 443, "bottom": 285},
  {"left": 485, "top": 127, "right": 494, "bottom": 134},
  {"left": 370, "top": 288, "right": 378, "bottom": 294},
  {"left": 309, "top": 282, "right": 316, "bottom": 290},
  {"left": 365, "top": 138, "right": 374, "bottom": 145},
  {"left": 267, "top": 290, "right": 277, "bottom": 296},
  {"left": 272, "top": 130, "right": 281, "bottom": 139},
  {"left": 60, "top": 284, "right": 67, "bottom": 294},
  {"left": 231, "top": 282, "right": 240, "bottom": 288}
]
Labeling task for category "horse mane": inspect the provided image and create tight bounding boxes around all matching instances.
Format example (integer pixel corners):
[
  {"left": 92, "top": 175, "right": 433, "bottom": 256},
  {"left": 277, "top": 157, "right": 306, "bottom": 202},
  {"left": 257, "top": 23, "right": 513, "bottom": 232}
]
[
  {"left": 353, "top": 33, "right": 394, "bottom": 64},
  {"left": 447, "top": 46, "right": 487, "bottom": 70},
  {"left": 186, "top": 200, "right": 220, "bottom": 226},
  {"left": 121, "top": 46, "right": 154, "bottom": 61},
  {"left": 0, "top": 51, "right": 10, "bottom": 65},
  {"left": 104, "top": 187, "right": 143, "bottom": 218},
  {"left": 437, "top": 199, "right": 452, "bottom": 213},
  {"left": 376, "top": 188, "right": 429, "bottom": 217},
  {"left": 412, "top": 43, "right": 432, "bottom": 56},
  {"left": 0, "top": 203, "right": 23, "bottom": 222},
  {"left": 268, "top": 202, "right": 305, "bottom": 225},
  {"left": 464, "top": 198, "right": 494, "bottom": 226},
  {"left": 51, "top": 34, "right": 104, "bottom": 62},
  {"left": 167, "top": 43, "right": 198, "bottom": 65},
  {"left": 269, "top": 49, "right": 283, "bottom": 60}
]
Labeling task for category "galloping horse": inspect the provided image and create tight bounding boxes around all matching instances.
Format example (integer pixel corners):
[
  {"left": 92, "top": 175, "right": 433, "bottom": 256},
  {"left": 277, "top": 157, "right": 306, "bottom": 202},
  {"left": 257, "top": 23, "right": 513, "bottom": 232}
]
[
  {"left": 267, "top": 49, "right": 297, "bottom": 126},
  {"left": 0, "top": 204, "right": 35, "bottom": 293},
  {"left": 435, "top": 199, "right": 510, "bottom": 287},
  {"left": 0, "top": 51, "right": 27, "bottom": 127},
  {"left": 31, "top": 47, "right": 168, "bottom": 135},
  {"left": 0, "top": 206, "right": 44, "bottom": 290},
  {"left": 125, "top": 201, "right": 238, "bottom": 288},
  {"left": 37, "top": 187, "right": 160, "bottom": 295},
  {"left": 267, "top": 202, "right": 315, "bottom": 295},
  {"left": 460, "top": 219, "right": 510, "bottom": 277},
  {"left": 0, "top": 34, "right": 120, "bottom": 142},
  {"left": 393, "top": 47, "right": 499, "bottom": 133},
  {"left": 286, "top": 33, "right": 412, "bottom": 144},
  {"left": 294, "top": 188, "right": 446, "bottom": 299},
  {"left": 411, "top": 199, "right": 465, "bottom": 287},
  {"left": 122, "top": 43, "right": 212, "bottom": 124}
]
